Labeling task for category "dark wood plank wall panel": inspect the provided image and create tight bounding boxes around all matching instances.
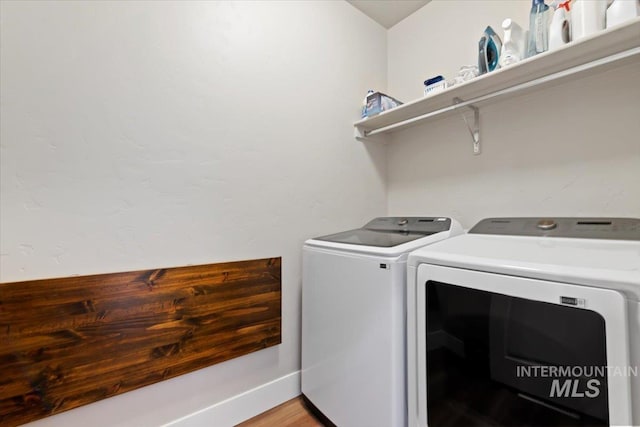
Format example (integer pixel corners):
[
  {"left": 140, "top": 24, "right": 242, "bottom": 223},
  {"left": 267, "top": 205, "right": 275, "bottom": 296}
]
[{"left": 0, "top": 257, "right": 281, "bottom": 427}]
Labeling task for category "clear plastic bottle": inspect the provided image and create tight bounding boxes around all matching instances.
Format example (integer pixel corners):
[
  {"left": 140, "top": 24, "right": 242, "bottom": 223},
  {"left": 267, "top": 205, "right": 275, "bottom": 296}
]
[{"left": 527, "top": 0, "right": 551, "bottom": 57}]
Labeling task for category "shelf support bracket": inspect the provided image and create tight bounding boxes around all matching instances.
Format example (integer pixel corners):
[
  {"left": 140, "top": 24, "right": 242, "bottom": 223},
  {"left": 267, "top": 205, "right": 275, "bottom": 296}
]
[{"left": 453, "top": 97, "right": 480, "bottom": 155}]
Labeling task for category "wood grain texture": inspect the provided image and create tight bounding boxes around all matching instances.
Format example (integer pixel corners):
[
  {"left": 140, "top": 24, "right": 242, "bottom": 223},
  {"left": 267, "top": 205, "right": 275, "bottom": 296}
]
[
  {"left": 0, "top": 258, "right": 281, "bottom": 427},
  {"left": 236, "top": 397, "right": 325, "bottom": 427}
]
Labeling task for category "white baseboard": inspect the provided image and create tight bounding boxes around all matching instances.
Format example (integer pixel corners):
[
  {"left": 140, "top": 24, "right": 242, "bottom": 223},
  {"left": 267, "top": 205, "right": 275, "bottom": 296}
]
[{"left": 162, "top": 371, "right": 301, "bottom": 427}]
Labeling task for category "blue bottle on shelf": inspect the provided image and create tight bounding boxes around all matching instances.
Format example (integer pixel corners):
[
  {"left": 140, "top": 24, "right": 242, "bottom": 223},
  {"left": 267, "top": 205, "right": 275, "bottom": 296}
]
[{"left": 527, "top": 0, "right": 550, "bottom": 57}]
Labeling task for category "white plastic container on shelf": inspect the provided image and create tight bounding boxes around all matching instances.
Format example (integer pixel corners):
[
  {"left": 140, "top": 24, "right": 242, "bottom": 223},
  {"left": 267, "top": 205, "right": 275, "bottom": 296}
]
[
  {"left": 549, "top": 1, "right": 571, "bottom": 50},
  {"left": 500, "top": 18, "right": 527, "bottom": 66},
  {"left": 606, "top": 0, "right": 640, "bottom": 28},
  {"left": 423, "top": 76, "right": 447, "bottom": 96},
  {"left": 572, "top": 0, "right": 607, "bottom": 40}
]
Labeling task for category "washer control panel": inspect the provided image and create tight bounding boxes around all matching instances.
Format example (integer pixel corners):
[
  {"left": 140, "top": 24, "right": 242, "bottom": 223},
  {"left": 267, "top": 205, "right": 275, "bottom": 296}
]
[
  {"left": 364, "top": 217, "right": 451, "bottom": 234},
  {"left": 469, "top": 217, "right": 640, "bottom": 240}
]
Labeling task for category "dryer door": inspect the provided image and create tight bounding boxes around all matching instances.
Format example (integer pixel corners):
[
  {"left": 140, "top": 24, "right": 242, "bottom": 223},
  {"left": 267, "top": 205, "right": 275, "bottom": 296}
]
[{"left": 413, "top": 264, "right": 632, "bottom": 427}]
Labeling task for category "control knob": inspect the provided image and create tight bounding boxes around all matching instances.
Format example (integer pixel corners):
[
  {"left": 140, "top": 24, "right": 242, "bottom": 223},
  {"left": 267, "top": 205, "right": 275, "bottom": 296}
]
[{"left": 537, "top": 219, "right": 557, "bottom": 230}]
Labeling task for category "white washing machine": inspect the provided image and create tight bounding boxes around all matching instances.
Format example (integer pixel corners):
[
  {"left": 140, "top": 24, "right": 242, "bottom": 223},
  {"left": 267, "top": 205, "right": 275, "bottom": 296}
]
[
  {"left": 406, "top": 217, "right": 640, "bottom": 427},
  {"left": 302, "top": 217, "right": 463, "bottom": 427}
]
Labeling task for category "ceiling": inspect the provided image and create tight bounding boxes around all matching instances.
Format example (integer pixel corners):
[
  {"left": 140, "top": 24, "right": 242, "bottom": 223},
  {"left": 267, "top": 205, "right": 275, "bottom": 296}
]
[{"left": 347, "top": 0, "right": 431, "bottom": 29}]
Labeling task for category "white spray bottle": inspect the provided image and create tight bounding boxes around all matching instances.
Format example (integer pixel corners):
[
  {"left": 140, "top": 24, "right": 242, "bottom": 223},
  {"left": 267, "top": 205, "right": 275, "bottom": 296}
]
[{"left": 549, "top": 1, "right": 571, "bottom": 50}]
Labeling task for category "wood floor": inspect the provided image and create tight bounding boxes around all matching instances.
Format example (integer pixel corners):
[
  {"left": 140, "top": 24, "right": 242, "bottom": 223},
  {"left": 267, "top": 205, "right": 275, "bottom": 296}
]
[{"left": 237, "top": 397, "right": 325, "bottom": 427}]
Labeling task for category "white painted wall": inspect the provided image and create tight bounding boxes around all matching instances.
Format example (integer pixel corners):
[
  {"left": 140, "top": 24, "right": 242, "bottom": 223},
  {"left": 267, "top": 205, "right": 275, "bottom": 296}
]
[
  {"left": 387, "top": 0, "right": 640, "bottom": 228},
  {"left": 0, "top": 1, "right": 387, "bottom": 425},
  {"left": 3, "top": 0, "right": 639, "bottom": 425}
]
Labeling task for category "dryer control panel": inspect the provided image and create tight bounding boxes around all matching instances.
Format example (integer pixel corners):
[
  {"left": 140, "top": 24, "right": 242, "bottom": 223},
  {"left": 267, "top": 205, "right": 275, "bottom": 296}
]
[{"left": 469, "top": 217, "right": 640, "bottom": 240}]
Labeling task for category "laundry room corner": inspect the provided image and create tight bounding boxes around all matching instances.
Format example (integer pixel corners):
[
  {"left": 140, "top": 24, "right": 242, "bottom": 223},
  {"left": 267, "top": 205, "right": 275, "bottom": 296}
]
[{"left": 385, "top": 0, "right": 640, "bottom": 228}]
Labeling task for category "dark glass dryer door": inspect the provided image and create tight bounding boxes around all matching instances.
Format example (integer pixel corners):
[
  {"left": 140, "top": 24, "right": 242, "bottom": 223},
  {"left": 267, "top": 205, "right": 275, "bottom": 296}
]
[{"left": 425, "top": 281, "right": 610, "bottom": 427}]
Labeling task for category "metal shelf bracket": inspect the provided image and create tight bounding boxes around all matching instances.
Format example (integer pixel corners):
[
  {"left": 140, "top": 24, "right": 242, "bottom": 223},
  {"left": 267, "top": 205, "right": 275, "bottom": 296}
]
[{"left": 453, "top": 97, "right": 480, "bottom": 155}]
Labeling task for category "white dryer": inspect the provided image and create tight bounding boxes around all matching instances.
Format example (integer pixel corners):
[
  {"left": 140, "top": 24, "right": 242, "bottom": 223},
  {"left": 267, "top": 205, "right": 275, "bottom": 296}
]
[
  {"left": 302, "top": 217, "right": 463, "bottom": 427},
  {"left": 406, "top": 217, "right": 640, "bottom": 427}
]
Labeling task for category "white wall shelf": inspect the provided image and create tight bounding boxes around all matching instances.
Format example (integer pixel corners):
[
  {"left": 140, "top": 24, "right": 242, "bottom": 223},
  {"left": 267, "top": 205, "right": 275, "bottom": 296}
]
[{"left": 354, "top": 18, "right": 640, "bottom": 154}]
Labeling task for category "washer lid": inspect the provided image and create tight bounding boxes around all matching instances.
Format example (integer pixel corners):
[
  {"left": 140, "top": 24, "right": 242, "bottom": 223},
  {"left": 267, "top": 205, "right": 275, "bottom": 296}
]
[{"left": 313, "top": 217, "right": 452, "bottom": 248}]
